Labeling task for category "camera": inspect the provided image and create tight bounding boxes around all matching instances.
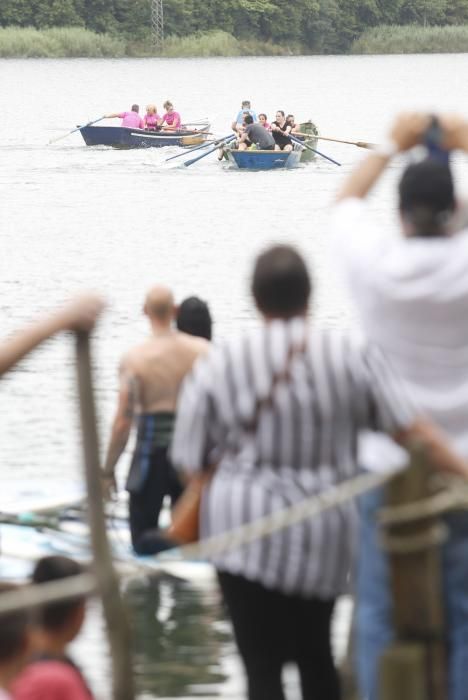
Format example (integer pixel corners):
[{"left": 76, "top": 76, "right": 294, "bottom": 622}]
[{"left": 423, "top": 116, "right": 450, "bottom": 165}]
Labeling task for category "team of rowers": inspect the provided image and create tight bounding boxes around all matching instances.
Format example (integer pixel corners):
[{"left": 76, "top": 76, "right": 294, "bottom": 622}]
[
  {"left": 231, "top": 99, "right": 302, "bottom": 152},
  {"left": 103, "top": 98, "right": 302, "bottom": 151},
  {"left": 105, "top": 101, "right": 182, "bottom": 130}
]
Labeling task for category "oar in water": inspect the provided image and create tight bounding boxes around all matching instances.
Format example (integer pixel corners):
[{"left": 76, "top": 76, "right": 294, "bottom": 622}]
[
  {"left": 294, "top": 131, "right": 377, "bottom": 150},
  {"left": 0, "top": 511, "right": 62, "bottom": 530},
  {"left": 48, "top": 116, "right": 106, "bottom": 145},
  {"left": 288, "top": 134, "right": 341, "bottom": 166},
  {"left": 166, "top": 133, "right": 233, "bottom": 162},
  {"left": 184, "top": 134, "right": 237, "bottom": 167}
]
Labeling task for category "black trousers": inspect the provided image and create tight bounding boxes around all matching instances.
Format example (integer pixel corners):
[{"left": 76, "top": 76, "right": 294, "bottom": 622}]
[
  {"left": 218, "top": 571, "right": 340, "bottom": 700},
  {"left": 128, "top": 446, "right": 183, "bottom": 555}
]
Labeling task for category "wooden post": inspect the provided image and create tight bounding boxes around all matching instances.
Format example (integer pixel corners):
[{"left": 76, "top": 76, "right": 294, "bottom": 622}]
[
  {"left": 75, "top": 331, "right": 135, "bottom": 700},
  {"left": 378, "top": 446, "right": 447, "bottom": 700}
]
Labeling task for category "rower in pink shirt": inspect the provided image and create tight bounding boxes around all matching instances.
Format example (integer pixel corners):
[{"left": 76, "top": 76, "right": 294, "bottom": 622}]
[
  {"left": 160, "top": 100, "right": 181, "bottom": 130},
  {"left": 144, "top": 104, "right": 161, "bottom": 130},
  {"left": 258, "top": 113, "right": 271, "bottom": 130},
  {"left": 104, "top": 104, "right": 145, "bottom": 129}
]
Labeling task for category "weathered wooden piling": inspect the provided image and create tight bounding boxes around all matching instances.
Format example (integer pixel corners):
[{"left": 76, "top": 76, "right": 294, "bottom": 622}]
[
  {"left": 75, "top": 331, "right": 135, "bottom": 700},
  {"left": 378, "top": 446, "right": 447, "bottom": 700}
]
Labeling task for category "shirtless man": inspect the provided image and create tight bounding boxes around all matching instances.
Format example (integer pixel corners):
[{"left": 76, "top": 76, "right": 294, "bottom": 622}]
[{"left": 101, "top": 285, "right": 209, "bottom": 555}]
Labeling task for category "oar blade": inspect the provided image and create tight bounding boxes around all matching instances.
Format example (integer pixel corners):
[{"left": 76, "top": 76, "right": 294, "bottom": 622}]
[
  {"left": 183, "top": 134, "right": 235, "bottom": 167},
  {"left": 165, "top": 137, "right": 219, "bottom": 162},
  {"left": 356, "top": 141, "right": 378, "bottom": 150},
  {"left": 48, "top": 116, "right": 105, "bottom": 145}
]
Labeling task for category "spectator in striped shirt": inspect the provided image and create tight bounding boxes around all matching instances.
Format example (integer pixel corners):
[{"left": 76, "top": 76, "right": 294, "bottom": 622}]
[
  {"left": 331, "top": 112, "right": 468, "bottom": 700},
  {"left": 171, "top": 244, "right": 468, "bottom": 700}
]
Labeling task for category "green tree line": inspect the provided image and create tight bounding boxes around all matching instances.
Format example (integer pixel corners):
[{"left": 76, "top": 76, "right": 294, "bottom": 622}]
[{"left": 2, "top": 0, "right": 468, "bottom": 51}]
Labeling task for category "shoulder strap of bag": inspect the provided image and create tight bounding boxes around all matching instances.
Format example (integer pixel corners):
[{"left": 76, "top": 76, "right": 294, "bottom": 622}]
[{"left": 243, "top": 332, "right": 307, "bottom": 433}]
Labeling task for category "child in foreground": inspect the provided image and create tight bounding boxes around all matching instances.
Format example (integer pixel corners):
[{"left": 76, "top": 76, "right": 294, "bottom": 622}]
[
  {"left": 12, "top": 556, "right": 94, "bottom": 700},
  {"left": 0, "top": 584, "right": 30, "bottom": 700}
]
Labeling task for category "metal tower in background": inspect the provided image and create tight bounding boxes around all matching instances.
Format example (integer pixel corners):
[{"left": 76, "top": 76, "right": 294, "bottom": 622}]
[{"left": 151, "top": 0, "right": 164, "bottom": 51}]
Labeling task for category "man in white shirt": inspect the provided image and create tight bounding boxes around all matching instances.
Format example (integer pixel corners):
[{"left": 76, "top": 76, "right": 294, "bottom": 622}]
[{"left": 330, "top": 113, "right": 468, "bottom": 700}]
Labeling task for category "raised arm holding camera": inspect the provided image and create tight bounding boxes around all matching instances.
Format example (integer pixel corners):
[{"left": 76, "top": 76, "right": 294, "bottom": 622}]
[{"left": 331, "top": 112, "right": 468, "bottom": 700}]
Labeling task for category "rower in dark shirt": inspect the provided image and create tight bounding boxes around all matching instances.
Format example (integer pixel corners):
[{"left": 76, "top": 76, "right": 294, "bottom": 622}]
[
  {"left": 238, "top": 114, "right": 276, "bottom": 151},
  {"left": 271, "top": 110, "right": 293, "bottom": 151}
]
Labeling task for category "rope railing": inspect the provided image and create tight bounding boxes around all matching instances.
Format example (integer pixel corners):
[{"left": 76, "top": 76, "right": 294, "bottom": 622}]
[
  {"left": 177, "top": 467, "right": 403, "bottom": 560},
  {"left": 2, "top": 462, "right": 468, "bottom": 616},
  {"left": 0, "top": 573, "right": 96, "bottom": 616}
]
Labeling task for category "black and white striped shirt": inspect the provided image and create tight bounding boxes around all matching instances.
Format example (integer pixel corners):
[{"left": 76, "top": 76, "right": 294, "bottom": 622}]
[{"left": 171, "top": 317, "right": 415, "bottom": 598}]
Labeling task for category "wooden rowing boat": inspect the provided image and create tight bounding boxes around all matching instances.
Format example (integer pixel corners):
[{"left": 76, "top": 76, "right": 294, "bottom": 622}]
[
  {"left": 223, "top": 145, "right": 302, "bottom": 170},
  {"left": 79, "top": 124, "right": 210, "bottom": 149},
  {"left": 298, "top": 120, "right": 319, "bottom": 163}
]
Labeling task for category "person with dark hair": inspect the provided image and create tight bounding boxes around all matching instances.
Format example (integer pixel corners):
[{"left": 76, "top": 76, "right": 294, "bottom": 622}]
[
  {"left": 101, "top": 285, "right": 209, "bottom": 554},
  {"left": 12, "top": 556, "right": 93, "bottom": 700},
  {"left": 286, "top": 114, "right": 299, "bottom": 134},
  {"left": 104, "top": 104, "right": 145, "bottom": 129},
  {"left": 258, "top": 113, "right": 271, "bottom": 130},
  {"left": 238, "top": 114, "right": 276, "bottom": 152},
  {"left": 331, "top": 112, "right": 468, "bottom": 700},
  {"left": 397, "top": 158, "right": 455, "bottom": 235},
  {"left": 176, "top": 296, "right": 212, "bottom": 341},
  {"left": 171, "top": 243, "right": 468, "bottom": 700},
  {"left": 270, "top": 110, "right": 293, "bottom": 151},
  {"left": 0, "top": 584, "right": 30, "bottom": 699}
]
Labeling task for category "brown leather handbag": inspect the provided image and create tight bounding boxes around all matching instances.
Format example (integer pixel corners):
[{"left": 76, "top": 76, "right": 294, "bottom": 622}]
[{"left": 168, "top": 470, "right": 213, "bottom": 545}]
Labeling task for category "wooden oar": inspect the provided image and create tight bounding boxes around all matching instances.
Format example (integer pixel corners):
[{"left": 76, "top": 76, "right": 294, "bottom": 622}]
[
  {"left": 48, "top": 116, "right": 106, "bottom": 145},
  {"left": 294, "top": 132, "right": 377, "bottom": 150},
  {"left": 166, "top": 134, "right": 232, "bottom": 162},
  {"left": 184, "top": 134, "right": 236, "bottom": 167},
  {"left": 288, "top": 134, "right": 341, "bottom": 166}
]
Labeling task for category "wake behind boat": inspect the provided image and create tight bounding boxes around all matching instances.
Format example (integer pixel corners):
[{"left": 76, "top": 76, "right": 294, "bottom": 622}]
[{"left": 80, "top": 123, "right": 211, "bottom": 149}]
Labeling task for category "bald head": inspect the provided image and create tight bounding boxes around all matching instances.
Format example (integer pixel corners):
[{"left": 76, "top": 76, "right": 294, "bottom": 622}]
[{"left": 144, "top": 285, "right": 175, "bottom": 324}]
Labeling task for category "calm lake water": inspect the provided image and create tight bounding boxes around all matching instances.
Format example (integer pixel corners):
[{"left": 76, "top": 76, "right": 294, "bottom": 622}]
[{"left": 2, "top": 53, "right": 468, "bottom": 698}]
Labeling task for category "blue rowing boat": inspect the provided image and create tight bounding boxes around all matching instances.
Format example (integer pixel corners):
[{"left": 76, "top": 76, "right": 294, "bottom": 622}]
[
  {"left": 79, "top": 125, "right": 210, "bottom": 149},
  {"left": 224, "top": 146, "right": 302, "bottom": 170}
]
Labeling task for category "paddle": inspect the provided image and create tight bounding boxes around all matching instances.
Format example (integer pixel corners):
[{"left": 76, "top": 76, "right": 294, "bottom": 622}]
[
  {"left": 288, "top": 134, "right": 341, "bottom": 166},
  {"left": 294, "top": 132, "right": 377, "bottom": 150},
  {"left": 48, "top": 116, "right": 106, "bottom": 145},
  {"left": 167, "top": 133, "right": 233, "bottom": 162},
  {"left": 184, "top": 134, "right": 236, "bottom": 167}
]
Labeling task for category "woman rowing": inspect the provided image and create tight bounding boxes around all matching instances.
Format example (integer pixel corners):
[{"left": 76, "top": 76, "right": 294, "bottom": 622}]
[
  {"left": 144, "top": 104, "right": 161, "bottom": 131},
  {"left": 271, "top": 110, "right": 293, "bottom": 151},
  {"left": 258, "top": 113, "right": 271, "bottom": 130},
  {"left": 160, "top": 101, "right": 182, "bottom": 130},
  {"left": 286, "top": 114, "right": 300, "bottom": 135}
]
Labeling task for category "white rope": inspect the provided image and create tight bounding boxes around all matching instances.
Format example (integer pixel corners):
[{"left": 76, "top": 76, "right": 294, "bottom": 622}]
[
  {"left": 175, "top": 467, "right": 402, "bottom": 561},
  {"left": 0, "top": 573, "right": 96, "bottom": 615}
]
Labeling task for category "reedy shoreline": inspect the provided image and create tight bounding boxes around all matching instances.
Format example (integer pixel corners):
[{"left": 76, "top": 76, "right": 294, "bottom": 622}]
[{"left": 1, "top": 25, "right": 468, "bottom": 58}]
